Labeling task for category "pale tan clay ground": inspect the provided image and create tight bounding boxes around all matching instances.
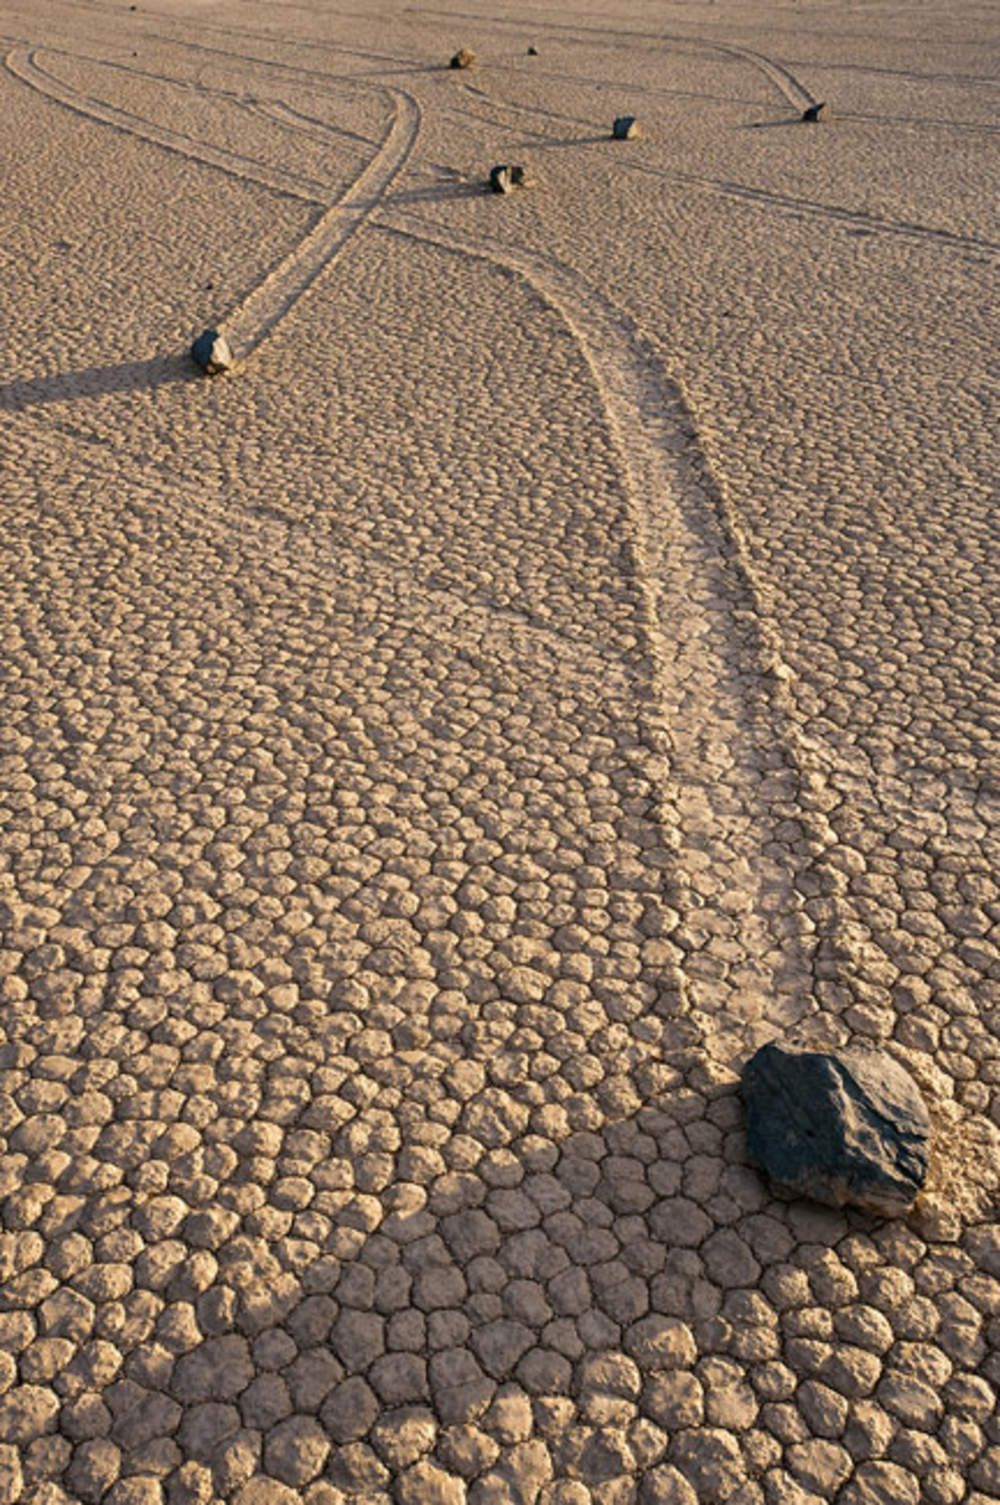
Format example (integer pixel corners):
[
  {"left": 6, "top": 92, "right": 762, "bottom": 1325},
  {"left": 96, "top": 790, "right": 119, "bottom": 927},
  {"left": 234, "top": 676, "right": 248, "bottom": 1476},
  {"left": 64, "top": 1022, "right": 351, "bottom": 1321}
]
[{"left": 1, "top": 0, "right": 999, "bottom": 1501}]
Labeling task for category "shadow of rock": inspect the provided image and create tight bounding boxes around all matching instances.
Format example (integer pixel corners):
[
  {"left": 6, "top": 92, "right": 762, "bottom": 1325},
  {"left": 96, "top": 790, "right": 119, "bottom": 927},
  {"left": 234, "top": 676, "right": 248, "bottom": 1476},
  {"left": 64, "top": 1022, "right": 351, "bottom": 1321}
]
[
  {"left": 743, "top": 115, "right": 809, "bottom": 130},
  {"left": 0, "top": 354, "right": 197, "bottom": 413},
  {"left": 381, "top": 181, "right": 489, "bottom": 207}
]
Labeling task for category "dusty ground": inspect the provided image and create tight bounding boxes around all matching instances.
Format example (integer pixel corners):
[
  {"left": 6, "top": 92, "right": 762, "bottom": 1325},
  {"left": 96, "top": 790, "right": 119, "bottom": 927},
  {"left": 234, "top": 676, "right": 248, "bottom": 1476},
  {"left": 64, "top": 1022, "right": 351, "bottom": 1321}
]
[{"left": 1, "top": 0, "right": 998, "bottom": 1501}]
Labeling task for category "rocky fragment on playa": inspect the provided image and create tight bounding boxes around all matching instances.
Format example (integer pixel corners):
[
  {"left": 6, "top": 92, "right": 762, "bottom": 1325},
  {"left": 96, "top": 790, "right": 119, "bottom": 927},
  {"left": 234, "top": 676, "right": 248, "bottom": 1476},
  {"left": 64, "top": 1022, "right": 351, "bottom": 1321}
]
[
  {"left": 801, "top": 101, "right": 826, "bottom": 121},
  {"left": 450, "top": 48, "right": 475, "bottom": 69},
  {"left": 488, "top": 164, "right": 531, "bottom": 195},
  {"left": 741, "top": 1042, "right": 930, "bottom": 1214},
  {"left": 190, "top": 328, "right": 234, "bottom": 375},
  {"left": 612, "top": 115, "right": 641, "bottom": 139}
]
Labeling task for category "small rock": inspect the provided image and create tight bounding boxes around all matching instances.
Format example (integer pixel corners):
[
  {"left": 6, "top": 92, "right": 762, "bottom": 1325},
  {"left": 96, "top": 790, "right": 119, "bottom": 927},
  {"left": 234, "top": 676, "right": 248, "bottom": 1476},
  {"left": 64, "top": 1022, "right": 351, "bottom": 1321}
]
[
  {"left": 527, "top": 46, "right": 538, "bottom": 56},
  {"left": 326, "top": 1442, "right": 389, "bottom": 1493},
  {"left": 643, "top": 1371, "right": 704, "bottom": 1430},
  {"left": 368, "top": 1352, "right": 428, "bottom": 1406},
  {"left": 166, "top": 1461, "right": 212, "bottom": 1505},
  {"left": 578, "top": 1352, "right": 642, "bottom": 1400},
  {"left": 450, "top": 49, "right": 475, "bottom": 70},
  {"left": 625, "top": 1316, "right": 697, "bottom": 1371},
  {"left": 329, "top": 1309, "right": 385, "bottom": 1371},
  {"left": 233, "top": 1481, "right": 300, "bottom": 1505},
  {"left": 801, "top": 102, "right": 826, "bottom": 122},
  {"left": 437, "top": 1425, "right": 499, "bottom": 1478},
  {"left": 370, "top": 1408, "right": 436, "bottom": 1470},
  {"left": 429, "top": 1350, "right": 494, "bottom": 1426},
  {"left": 741, "top": 1043, "right": 930, "bottom": 1214},
  {"left": 482, "top": 1388, "right": 533, "bottom": 1445},
  {"left": 786, "top": 1439, "right": 853, "bottom": 1494},
  {"left": 612, "top": 116, "right": 641, "bottom": 140},
  {"left": 488, "top": 164, "right": 531, "bottom": 196},
  {"left": 190, "top": 329, "right": 233, "bottom": 376},
  {"left": 65, "top": 1439, "right": 120, "bottom": 1503}
]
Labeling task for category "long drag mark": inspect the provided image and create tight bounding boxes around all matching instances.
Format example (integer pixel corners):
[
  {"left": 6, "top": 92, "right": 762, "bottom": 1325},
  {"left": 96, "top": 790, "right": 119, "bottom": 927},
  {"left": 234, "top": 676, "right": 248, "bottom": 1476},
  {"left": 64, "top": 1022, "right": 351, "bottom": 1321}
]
[
  {"left": 221, "top": 87, "right": 421, "bottom": 357},
  {"left": 5, "top": 44, "right": 327, "bottom": 203}
]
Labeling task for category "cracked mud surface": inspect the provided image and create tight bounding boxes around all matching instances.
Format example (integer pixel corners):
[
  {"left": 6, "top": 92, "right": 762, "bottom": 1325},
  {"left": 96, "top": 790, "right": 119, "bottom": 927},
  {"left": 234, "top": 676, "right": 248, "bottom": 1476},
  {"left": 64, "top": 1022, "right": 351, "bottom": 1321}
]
[{"left": 1, "top": 1, "right": 998, "bottom": 1502}]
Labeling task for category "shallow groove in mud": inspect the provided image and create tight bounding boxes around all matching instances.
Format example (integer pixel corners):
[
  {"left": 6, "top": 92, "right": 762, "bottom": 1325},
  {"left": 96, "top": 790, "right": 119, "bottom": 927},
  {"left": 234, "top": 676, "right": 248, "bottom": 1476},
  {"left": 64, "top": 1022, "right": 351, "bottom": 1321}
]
[
  {"left": 451, "top": 83, "right": 1000, "bottom": 256},
  {"left": 377, "top": 209, "right": 828, "bottom": 1051},
  {"left": 222, "top": 85, "right": 421, "bottom": 355},
  {"left": 4, "top": 43, "right": 328, "bottom": 202}
]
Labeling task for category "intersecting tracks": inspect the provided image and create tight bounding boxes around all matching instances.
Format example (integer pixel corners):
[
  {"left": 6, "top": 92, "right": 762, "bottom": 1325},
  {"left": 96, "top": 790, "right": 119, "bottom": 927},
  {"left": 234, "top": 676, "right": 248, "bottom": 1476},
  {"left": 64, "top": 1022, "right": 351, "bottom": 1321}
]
[
  {"left": 222, "top": 84, "right": 420, "bottom": 357},
  {"left": 3, "top": 20, "right": 895, "bottom": 1049},
  {"left": 4, "top": 41, "right": 422, "bottom": 358},
  {"left": 4, "top": 43, "right": 327, "bottom": 202}
]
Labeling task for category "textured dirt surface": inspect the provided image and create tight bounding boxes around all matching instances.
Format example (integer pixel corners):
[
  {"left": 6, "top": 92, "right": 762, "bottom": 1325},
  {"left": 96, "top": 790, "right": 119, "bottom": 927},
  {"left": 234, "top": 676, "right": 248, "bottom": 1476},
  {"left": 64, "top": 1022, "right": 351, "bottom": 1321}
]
[{"left": 1, "top": 0, "right": 998, "bottom": 1501}]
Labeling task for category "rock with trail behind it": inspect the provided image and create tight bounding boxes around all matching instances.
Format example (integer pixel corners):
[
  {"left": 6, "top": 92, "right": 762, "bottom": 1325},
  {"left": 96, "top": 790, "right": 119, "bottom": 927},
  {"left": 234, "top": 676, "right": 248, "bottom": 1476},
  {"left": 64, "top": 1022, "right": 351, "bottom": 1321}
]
[
  {"left": 741, "top": 1042, "right": 930, "bottom": 1215},
  {"left": 488, "top": 164, "right": 531, "bottom": 195},
  {"left": 190, "top": 329, "right": 233, "bottom": 376},
  {"left": 801, "top": 101, "right": 826, "bottom": 122},
  {"left": 612, "top": 115, "right": 641, "bottom": 140},
  {"left": 450, "top": 48, "right": 475, "bottom": 69}
]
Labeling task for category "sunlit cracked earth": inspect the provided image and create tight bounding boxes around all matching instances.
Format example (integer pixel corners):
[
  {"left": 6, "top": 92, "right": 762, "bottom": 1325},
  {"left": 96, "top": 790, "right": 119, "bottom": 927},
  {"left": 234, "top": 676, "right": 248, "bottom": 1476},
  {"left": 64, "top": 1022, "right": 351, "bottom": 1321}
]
[{"left": 1, "top": 1, "right": 999, "bottom": 1502}]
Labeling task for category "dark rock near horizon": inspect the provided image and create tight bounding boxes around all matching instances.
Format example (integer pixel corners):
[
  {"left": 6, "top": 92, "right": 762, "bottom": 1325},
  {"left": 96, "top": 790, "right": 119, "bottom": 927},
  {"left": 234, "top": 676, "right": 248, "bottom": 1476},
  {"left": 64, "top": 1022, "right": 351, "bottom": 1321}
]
[
  {"left": 488, "top": 164, "right": 530, "bottom": 194},
  {"left": 190, "top": 329, "right": 234, "bottom": 375},
  {"left": 612, "top": 115, "right": 641, "bottom": 140}
]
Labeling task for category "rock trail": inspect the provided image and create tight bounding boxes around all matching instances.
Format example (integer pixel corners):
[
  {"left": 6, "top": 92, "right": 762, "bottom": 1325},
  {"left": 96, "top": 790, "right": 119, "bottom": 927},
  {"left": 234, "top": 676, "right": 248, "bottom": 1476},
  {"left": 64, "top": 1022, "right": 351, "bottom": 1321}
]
[{"left": 4, "top": 43, "right": 327, "bottom": 203}]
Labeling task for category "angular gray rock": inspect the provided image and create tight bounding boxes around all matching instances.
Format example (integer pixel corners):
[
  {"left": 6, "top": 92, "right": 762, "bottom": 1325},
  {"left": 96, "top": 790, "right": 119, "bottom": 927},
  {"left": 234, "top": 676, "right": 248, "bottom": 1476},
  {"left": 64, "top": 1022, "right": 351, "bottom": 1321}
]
[
  {"left": 488, "top": 164, "right": 530, "bottom": 195},
  {"left": 450, "top": 48, "right": 475, "bottom": 70},
  {"left": 612, "top": 116, "right": 641, "bottom": 140},
  {"left": 741, "top": 1042, "right": 930, "bottom": 1214},
  {"left": 190, "top": 329, "right": 233, "bottom": 375}
]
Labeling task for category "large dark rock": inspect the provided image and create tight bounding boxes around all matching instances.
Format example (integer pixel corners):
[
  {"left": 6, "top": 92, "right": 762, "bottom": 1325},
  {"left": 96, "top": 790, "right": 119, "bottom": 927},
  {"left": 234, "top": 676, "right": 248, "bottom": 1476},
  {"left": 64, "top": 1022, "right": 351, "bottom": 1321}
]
[
  {"left": 741, "top": 1043, "right": 930, "bottom": 1214},
  {"left": 190, "top": 328, "right": 233, "bottom": 375}
]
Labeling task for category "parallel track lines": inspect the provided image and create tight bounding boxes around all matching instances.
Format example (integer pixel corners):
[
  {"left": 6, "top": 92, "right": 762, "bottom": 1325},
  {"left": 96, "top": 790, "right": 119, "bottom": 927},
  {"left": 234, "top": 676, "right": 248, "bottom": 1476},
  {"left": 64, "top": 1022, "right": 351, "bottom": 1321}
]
[
  {"left": 222, "top": 86, "right": 421, "bottom": 356},
  {"left": 5, "top": 42, "right": 423, "bottom": 357},
  {"left": 5, "top": 44, "right": 327, "bottom": 203}
]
